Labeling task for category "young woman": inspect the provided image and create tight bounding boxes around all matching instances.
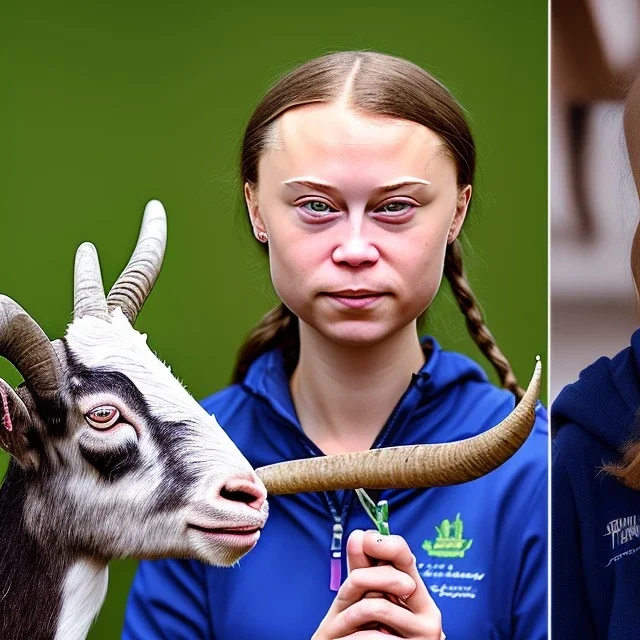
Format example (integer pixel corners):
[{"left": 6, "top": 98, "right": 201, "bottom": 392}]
[
  {"left": 552, "top": 73, "right": 640, "bottom": 639},
  {"left": 123, "top": 51, "right": 547, "bottom": 640}
]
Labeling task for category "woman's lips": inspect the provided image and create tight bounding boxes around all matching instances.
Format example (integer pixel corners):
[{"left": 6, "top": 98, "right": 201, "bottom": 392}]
[{"left": 323, "top": 292, "right": 387, "bottom": 309}]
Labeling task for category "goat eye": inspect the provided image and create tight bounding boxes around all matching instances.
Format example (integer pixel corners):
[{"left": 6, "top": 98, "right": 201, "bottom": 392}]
[{"left": 86, "top": 406, "right": 120, "bottom": 429}]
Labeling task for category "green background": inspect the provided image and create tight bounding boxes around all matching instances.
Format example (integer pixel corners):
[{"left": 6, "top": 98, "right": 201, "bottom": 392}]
[{"left": 1, "top": 1, "right": 547, "bottom": 637}]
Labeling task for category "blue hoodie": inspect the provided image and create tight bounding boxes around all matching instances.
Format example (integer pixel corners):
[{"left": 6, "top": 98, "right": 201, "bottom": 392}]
[
  {"left": 123, "top": 338, "right": 547, "bottom": 640},
  {"left": 552, "top": 329, "right": 640, "bottom": 639}
]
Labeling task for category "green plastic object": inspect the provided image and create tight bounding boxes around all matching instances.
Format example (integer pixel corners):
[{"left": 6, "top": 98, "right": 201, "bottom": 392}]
[{"left": 355, "top": 488, "right": 390, "bottom": 536}]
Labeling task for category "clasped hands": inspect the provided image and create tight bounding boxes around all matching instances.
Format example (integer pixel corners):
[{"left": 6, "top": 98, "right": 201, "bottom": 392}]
[{"left": 312, "top": 530, "right": 444, "bottom": 640}]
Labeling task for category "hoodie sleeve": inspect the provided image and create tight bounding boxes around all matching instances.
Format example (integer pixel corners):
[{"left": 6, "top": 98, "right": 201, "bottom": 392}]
[
  {"left": 552, "top": 440, "right": 596, "bottom": 639},
  {"left": 122, "top": 558, "right": 212, "bottom": 640},
  {"left": 507, "top": 405, "right": 548, "bottom": 640}
]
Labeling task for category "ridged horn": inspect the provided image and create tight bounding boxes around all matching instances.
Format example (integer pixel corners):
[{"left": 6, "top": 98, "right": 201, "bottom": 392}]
[
  {"left": 73, "top": 242, "right": 108, "bottom": 320},
  {"left": 106, "top": 199, "right": 167, "bottom": 324},
  {"left": 0, "top": 295, "right": 62, "bottom": 400},
  {"left": 256, "top": 357, "right": 542, "bottom": 495}
]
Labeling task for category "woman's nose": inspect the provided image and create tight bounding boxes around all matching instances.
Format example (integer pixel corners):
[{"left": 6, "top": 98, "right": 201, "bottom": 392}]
[{"left": 332, "top": 233, "right": 380, "bottom": 267}]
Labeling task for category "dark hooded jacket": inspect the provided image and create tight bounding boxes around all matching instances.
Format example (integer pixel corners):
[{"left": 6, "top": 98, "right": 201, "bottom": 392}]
[{"left": 553, "top": 328, "right": 640, "bottom": 639}]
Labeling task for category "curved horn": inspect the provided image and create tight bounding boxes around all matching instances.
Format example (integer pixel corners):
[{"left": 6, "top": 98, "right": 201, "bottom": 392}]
[
  {"left": 256, "top": 357, "right": 542, "bottom": 495},
  {"left": 0, "top": 295, "right": 62, "bottom": 400},
  {"left": 106, "top": 199, "right": 167, "bottom": 324},
  {"left": 74, "top": 242, "right": 108, "bottom": 320}
]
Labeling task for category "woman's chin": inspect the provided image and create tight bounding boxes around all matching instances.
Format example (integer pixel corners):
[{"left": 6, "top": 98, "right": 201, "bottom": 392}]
[{"left": 312, "top": 321, "right": 400, "bottom": 347}]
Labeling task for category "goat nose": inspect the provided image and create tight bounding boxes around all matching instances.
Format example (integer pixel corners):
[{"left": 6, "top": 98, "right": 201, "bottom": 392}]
[{"left": 218, "top": 472, "right": 267, "bottom": 511}]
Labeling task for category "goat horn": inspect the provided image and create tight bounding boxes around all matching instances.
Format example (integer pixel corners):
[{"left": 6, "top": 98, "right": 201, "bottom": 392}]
[
  {"left": 256, "top": 357, "right": 542, "bottom": 495},
  {"left": 106, "top": 200, "right": 167, "bottom": 324},
  {"left": 0, "top": 295, "right": 62, "bottom": 400},
  {"left": 73, "top": 242, "right": 108, "bottom": 320}
]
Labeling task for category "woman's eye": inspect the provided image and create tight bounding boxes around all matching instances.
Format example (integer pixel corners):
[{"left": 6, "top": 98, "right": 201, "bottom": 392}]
[
  {"left": 378, "top": 202, "right": 412, "bottom": 214},
  {"left": 300, "top": 200, "right": 336, "bottom": 214},
  {"left": 86, "top": 405, "right": 120, "bottom": 429}
]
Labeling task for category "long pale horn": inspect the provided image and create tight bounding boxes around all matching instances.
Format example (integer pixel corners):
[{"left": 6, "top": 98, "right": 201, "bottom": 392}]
[
  {"left": 107, "top": 199, "right": 167, "bottom": 324},
  {"left": 73, "top": 242, "right": 108, "bottom": 320},
  {"left": 0, "top": 295, "right": 62, "bottom": 400},
  {"left": 256, "top": 357, "right": 542, "bottom": 495}
]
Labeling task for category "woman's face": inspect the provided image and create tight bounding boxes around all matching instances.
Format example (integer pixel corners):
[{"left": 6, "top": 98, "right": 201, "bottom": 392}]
[{"left": 245, "top": 103, "right": 471, "bottom": 346}]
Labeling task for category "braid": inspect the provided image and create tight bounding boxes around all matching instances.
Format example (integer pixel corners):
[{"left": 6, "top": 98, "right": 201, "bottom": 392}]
[
  {"left": 232, "top": 303, "right": 299, "bottom": 384},
  {"left": 444, "top": 240, "right": 524, "bottom": 400}
]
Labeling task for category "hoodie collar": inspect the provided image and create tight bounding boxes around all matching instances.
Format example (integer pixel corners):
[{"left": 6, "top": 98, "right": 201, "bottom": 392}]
[
  {"left": 552, "top": 327, "right": 640, "bottom": 450},
  {"left": 241, "top": 335, "right": 488, "bottom": 435}
]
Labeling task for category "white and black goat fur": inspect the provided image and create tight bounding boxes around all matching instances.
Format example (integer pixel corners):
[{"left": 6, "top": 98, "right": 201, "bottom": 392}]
[{"left": 0, "top": 200, "right": 268, "bottom": 640}]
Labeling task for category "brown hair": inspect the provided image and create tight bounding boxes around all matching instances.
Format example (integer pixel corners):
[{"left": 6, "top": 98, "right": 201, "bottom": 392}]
[
  {"left": 232, "top": 51, "right": 521, "bottom": 398},
  {"left": 601, "top": 70, "right": 640, "bottom": 488},
  {"left": 624, "top": 68, "right": 640, "bottom": 305}
]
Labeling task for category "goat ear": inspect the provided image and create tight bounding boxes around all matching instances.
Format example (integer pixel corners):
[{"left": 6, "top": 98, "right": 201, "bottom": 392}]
[{"left": 0, "top": 379, "right": 39, "bottom": 471}]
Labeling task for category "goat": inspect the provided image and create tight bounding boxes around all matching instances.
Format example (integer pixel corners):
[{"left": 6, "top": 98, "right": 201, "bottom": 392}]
[
  {"left": 0, "top": 200, "right": 541, "bottom": 640},
  {"left": 0, "top": 201, "right": 270, "bottom": 639}
]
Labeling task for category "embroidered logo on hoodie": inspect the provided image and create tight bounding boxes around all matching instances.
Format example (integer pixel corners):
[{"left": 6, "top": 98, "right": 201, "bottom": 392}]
[
  {"left": 605, "top": 514, "right": 640, "bottom": 566},
  {"left": 422, "top": 513, "right": 473, "bottom": 558}
]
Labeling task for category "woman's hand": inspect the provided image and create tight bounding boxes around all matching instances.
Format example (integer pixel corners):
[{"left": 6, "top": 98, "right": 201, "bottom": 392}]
[{"left": 312, "top": 529, "right": 444, "bottom": 639}]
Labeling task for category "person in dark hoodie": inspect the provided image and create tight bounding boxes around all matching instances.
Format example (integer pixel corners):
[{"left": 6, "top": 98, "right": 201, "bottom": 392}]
[
  {"left": 552, "top": 74, "right": 640, "bottom": 639},
  {"left": 122, "top": 51, "right": 547, "bottom": 640}
]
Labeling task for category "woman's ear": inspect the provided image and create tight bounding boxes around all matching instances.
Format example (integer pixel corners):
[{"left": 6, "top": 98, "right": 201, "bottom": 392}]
[
  {"left": 448, "top": 184, "right": 472, "bottom": 244},
  {"left": 244, "top": 182, "right": 267, "bottom": 238}
]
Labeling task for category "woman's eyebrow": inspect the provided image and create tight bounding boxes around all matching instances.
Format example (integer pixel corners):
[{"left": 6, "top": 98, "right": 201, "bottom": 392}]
[{"left": 282, "top": 176, "right": 432, "bottom": 192}]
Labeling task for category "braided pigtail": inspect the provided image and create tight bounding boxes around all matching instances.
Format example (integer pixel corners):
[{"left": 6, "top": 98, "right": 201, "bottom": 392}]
[
  {"left": 232, "top": 303, "right": 299, "bottom": 384},
  {"left": 444, "top": 240, "right": 524, "bottom": 400}
]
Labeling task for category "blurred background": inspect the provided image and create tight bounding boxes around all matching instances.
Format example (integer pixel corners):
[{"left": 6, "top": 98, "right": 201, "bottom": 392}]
[
  {"left": 1, "top": 1, "right": 546, "bottom": 637},
  {"left": 552, "top": 0, "right": 640, "bottom": 401}
]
